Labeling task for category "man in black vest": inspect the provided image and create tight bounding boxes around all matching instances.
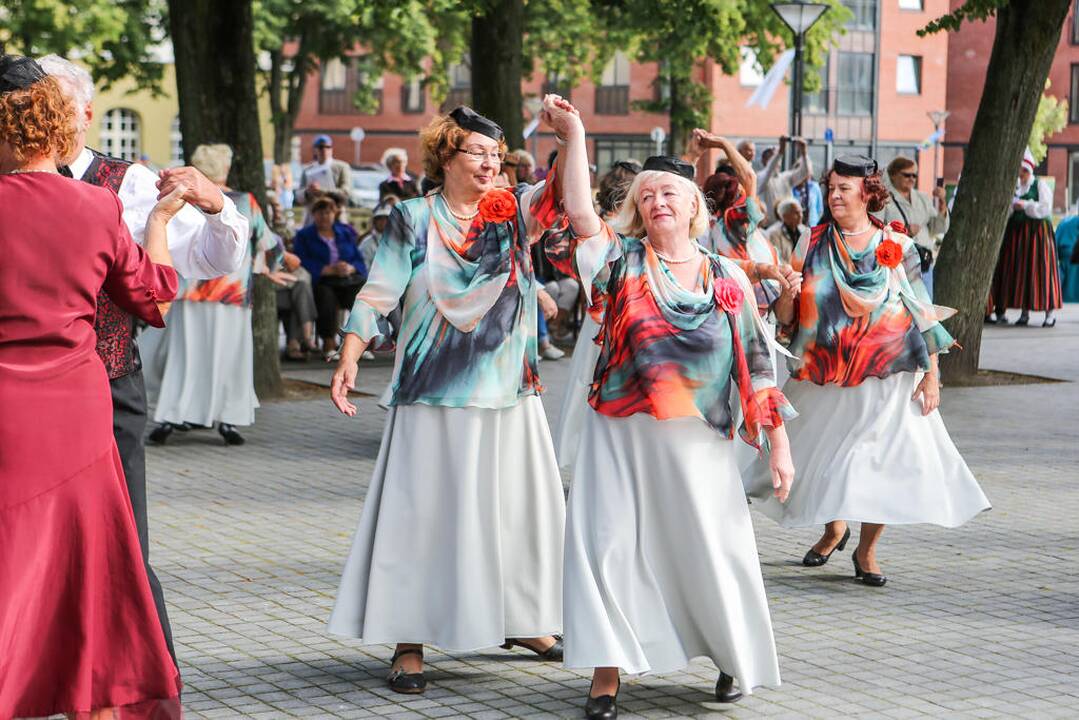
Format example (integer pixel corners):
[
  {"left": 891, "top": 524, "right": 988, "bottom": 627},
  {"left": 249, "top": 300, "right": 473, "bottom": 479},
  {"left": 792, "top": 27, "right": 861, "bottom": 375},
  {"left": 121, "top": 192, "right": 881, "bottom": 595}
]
[{"left": 41, "top": 54, "right": 249, "bottom": 662}]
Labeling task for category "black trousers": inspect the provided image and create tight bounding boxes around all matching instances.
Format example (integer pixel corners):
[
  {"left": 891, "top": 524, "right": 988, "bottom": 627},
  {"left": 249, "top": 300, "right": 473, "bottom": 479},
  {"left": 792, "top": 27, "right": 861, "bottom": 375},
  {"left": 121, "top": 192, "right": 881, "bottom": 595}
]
[
  {"left": 314, "top": 278, "right": 363, "bottom": 338},
  {"left": 111, "top": 369, "right": 176, "bottom": 662}
]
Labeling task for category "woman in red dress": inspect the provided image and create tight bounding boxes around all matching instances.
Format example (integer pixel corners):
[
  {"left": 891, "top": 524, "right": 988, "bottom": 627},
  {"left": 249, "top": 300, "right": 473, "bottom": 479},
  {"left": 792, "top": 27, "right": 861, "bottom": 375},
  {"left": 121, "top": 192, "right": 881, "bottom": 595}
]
[{"left": 0, "top": 55, "right": 184, "bottom": 719}]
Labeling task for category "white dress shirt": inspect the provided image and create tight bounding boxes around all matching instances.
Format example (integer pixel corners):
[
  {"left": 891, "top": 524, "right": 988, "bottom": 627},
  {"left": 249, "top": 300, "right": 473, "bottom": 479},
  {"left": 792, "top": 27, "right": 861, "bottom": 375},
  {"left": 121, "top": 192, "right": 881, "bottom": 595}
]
[
  {"left": 70, "top": 148, "right": 249, "bottom": 279},
  {"left": 758, "top": 151, "right": 810, "bottom": 227}
]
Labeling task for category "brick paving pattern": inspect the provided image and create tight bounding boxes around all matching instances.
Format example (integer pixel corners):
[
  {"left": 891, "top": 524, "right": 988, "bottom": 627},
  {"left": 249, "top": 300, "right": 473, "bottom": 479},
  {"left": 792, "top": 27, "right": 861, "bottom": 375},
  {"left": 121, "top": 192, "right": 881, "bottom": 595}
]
[{"left": 133, "top": 308, "right": 1079, "bottom": 719}]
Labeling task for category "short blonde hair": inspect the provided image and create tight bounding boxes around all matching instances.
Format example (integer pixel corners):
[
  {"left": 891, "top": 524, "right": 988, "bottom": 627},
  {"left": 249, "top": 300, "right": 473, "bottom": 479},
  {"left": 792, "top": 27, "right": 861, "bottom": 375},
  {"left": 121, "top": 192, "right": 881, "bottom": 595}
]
[
  {"left": 419, "top": 113, "right": 507, "bottom": 185},
  {"left": 611, "top": 170, "right": 711, "bottom": 240},
  {"left": 190, "top": 143, "right": 233, "bottom": 184},
  {"left": 0, "top": 76, "right": 77, "bottom": 164}
]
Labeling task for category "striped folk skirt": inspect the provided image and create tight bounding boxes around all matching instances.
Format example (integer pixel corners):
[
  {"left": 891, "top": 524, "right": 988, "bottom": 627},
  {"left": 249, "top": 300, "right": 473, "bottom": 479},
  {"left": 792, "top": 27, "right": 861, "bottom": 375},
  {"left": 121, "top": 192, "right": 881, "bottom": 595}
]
[{"left": 991, "top": 216, "right": 1062, "bottom": 312}]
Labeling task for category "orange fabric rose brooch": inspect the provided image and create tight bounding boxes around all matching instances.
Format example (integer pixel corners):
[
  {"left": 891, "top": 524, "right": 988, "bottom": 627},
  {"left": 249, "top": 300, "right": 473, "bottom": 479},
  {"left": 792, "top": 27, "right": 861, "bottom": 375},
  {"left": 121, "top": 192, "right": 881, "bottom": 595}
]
[
  {"left": 478, "top": 188, "right": 518, "bottom": 224},
  {"left": 875, "top": 238, "right": 904, "bottom": 269},
  {"left": 888, "top": 220, "right": 908, "bottom": 235},
  {"left": 715, "top": 276, "right": 745, "bottom": 313}
]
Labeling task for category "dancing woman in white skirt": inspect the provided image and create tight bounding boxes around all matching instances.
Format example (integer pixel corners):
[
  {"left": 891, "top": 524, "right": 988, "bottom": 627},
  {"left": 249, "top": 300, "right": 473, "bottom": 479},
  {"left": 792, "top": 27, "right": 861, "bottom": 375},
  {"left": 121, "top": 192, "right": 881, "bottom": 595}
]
[
  {"left": 328, "top": 106, "right": 565, "bottom": 694},
  {"left": 746, "top": 155, "right": 991, "bottom": 587},
  {"left": 541, "top": 96, "right": 797, "bottom": 720}
]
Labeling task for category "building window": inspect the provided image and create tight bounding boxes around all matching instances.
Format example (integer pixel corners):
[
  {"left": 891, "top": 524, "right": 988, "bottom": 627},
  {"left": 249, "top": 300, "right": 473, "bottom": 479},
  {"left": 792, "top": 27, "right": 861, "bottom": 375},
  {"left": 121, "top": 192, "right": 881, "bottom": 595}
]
[
  {"left": 841, "top": 0, "right": 877, "bottom": 30},
  {"left": 802, "top": 56, "right": 830, "bottom": 114},
  {"left": 442, "top": 56, "right": 472, "bottom": 110},
  {"left": 898, "top": 0, "right": 923, "bottom": 9},
  {"left": 319, "top": 58, "right": 383, "bottom": 115},
  {"left": 169, "top": 115, "right": 183, "bottom": 165},
  {"left": 101, "top": 108, "right": 140, "bottom": 161},
  {"left": 543, "top": 69, "right": 572, "bottom": 102},
  {"left": 596, "top": 51, "right": 630, "bottom": 115},
  {"left": 321, "top": 57, "right": 347, "bottom": 92},
  {"left": 1071, "top": 64, "right": 1079, "bottom": 123},
  {"left": 897, "top": 55, "right": 922, "bottom": 95},
  {"left": 1073, "top": 0, "right": 1079, "bottom": 44},
  {"left": 739, "top": 47, "right": 764, "bottom": 87},
  {"left": 837, "top": 52, "right": 874, "bottom": 116},
  {"left": 594, "top": 136, "right": 660, "bottom": 176},
  {"left": 1069, "top": 150, "right": 1079, "bottom": 208},
  {"left": 400, "top": 76, "right": 425, "bottom": 114}
]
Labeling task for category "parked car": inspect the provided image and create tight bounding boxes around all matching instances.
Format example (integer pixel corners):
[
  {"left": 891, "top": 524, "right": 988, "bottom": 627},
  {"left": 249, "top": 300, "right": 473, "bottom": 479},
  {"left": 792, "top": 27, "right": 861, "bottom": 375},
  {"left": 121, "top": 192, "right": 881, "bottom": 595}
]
[{"left": 350, "top": 164, "right": 387, "bottom": 209}]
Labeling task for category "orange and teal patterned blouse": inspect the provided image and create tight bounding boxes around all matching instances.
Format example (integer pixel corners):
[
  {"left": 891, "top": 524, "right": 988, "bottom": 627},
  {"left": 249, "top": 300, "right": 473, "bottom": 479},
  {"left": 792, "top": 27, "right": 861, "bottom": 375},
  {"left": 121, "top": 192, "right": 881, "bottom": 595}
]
[
  {"left": 544, "top": 219, "right": 795, "bottom": 447},
  {"left": 178, "top": 191, "right": 282, "bottom": 307},
  {"left": 782, "top": 219, "right": 956, "bottom": 386},
  {"left": 342, "top": 182, "right": 556, "bottom": 409},
  {"left": 700, "top": 194, "right": 781, "bottom": 315}
]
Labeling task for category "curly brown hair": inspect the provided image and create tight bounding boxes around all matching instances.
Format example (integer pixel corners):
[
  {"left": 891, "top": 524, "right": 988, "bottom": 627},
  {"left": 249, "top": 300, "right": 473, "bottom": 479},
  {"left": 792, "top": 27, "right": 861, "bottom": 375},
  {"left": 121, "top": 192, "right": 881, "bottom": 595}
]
[
  {"left": 824, "top": 169, "right": 889, "bottom": 213},
  {"left": 701, "top": 166, "right": 741, "bottom": 215},
  {"left": 419, "top": 113, "right": 507, "bottom": 185},
  {"left": 0, "top": 77, "right": 77, "bottom": 164}
]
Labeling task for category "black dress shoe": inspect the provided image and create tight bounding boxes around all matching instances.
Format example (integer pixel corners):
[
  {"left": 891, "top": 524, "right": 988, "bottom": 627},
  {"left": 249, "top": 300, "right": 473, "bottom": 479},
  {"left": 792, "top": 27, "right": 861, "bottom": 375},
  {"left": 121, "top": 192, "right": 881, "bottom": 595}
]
[
  {"left": 502, "top": 636, "right": 563, "bottom": 661},
  {"left": 1014, "top": 316, "right": 1029, "bottom": 326},
  {"left": 1043, "top": 317, "right": 1057, "bottom": 328},
  {"left": 584, "top": 678, "right": 619, "bottom": 720},
  {"left": 387, "top": 648, "right": 426, "bottom": 694},
  {"left": 218, "top": 423, "right": 245, "bottom": 446},
  {"left": 802, "top": 527, "right": 851, "bottom": 567},
  {"left": 852, "top": 551, "right": 887, "bottom": 587},
  {"left": 715, "top": 672, "right": 743, "bottom": 703},
  {"left": 148, "top": 423, "right": 174, "bottom": 445}
]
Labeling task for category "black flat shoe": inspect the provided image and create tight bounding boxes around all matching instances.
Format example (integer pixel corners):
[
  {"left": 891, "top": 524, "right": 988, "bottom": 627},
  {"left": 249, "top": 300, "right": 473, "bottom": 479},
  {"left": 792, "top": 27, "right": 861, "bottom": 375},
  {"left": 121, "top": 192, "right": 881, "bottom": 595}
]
[
  {"left": 584, "top": 678, "right": 619, "bottom": 720},
  {"left": 802, "top": 527, "right": 851, "bottom": 567},
  {"left": 715, "top": 672, "right": 743, "bottom": 703},
  {"left": 387, "top": 648, "right": 426, "bottom": 694},
  {"left": 502, "top": 636, "right": 563, "bottom": 661},
  {"left": 218, "top": 423, "right": 245, "bottom": 446},
  {"left": 148, "top": 423, "right": 173, "bottom": 445},
  {"left": 1014, "top": 316, "right": 1029, "bottom": 326},
  {"left": 852, "top": 551, "right": 887, "bottom": 587},
  {"left": 1043, "top": 317, "right": 1057, "bottom": 328}
]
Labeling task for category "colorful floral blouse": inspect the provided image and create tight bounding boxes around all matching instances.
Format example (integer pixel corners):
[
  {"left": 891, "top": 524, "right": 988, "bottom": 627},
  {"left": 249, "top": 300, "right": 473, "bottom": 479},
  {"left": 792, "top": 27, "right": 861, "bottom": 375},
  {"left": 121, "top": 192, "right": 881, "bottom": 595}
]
[
  {"left": 178, "top": 191, "right": 282, "bottom": 307},
  {"left": 782, "top": 219, "right": 956, "bottom": 386},
  {"left": 544, "top": 219, "right": 795, "bottom": 447},
  {"left": 700, "top": 194, "right": 781, "bottom": 314},
  {"left": 343, "top": 182, "right": 556, "bottom": 409}
]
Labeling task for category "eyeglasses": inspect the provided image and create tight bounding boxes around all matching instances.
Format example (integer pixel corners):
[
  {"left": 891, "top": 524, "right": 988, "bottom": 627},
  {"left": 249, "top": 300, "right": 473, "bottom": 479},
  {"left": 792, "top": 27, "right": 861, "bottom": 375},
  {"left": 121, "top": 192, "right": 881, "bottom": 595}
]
[
  {"left": 455, "top": 147, "right": 504, "bottom": 163},
  {"left": 900, "top": 172, "right": 918, "bottom": 179}
]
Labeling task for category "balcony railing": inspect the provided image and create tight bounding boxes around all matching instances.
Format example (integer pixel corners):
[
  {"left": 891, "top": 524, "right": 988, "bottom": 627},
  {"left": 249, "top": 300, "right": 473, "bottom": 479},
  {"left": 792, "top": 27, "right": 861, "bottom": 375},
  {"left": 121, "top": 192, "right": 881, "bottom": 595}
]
[{"left": 595, "top": 85, "right": 630, "bottom": 115}]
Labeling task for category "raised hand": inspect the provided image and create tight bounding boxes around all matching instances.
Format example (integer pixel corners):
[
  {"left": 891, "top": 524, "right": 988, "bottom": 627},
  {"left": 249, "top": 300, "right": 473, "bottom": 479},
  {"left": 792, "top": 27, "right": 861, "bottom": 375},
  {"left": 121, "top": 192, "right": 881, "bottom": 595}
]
[
  {"left": 149, "top": 184, "right": 189, "bottom": 225},
  {"left": 156, "top": 166, "right": 224, "bottom": 214},
  {"left": 540, "top": 94, "right": 583, "bottom": 140}
]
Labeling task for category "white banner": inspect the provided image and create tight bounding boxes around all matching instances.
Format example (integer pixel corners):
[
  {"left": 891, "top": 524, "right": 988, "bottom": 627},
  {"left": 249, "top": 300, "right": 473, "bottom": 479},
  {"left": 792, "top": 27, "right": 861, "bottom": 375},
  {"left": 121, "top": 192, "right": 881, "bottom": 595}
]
[{"left": 745, "top": 49, "right": 796, "bottom": 110}]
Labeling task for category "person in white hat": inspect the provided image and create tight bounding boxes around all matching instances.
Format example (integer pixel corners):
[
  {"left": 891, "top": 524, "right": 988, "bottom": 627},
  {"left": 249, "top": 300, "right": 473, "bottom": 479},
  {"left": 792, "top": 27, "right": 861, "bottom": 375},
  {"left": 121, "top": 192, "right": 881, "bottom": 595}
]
[{"left": 988, "top": 149, "right": 1062, "bottom": 327}]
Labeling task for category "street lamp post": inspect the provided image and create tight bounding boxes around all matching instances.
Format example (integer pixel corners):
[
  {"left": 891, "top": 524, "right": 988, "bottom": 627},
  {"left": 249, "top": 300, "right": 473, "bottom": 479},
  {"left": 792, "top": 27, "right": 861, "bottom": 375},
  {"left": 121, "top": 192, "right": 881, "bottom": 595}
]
[
  {"left": 927, "top": 109, "right": 951, "bottom": 184},
  {"left": 771, "top": 1, "right": 828, "bottom": 166}
]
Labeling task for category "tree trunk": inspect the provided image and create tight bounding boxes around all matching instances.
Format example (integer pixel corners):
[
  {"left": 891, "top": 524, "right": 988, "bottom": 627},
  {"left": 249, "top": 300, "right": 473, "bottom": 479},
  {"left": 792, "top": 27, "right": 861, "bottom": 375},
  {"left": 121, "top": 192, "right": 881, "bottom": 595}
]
[
  {"left": 250, "top": 274, "right": 283, "bottom": 398},
  {"left": 934, "top": 0, "right": 1069, "bottom": 383},
  {"left": 470, "top": 0, "right": 524, "bottom": 149},
  {"left": 168, "top": 0, "right": 284, "bottom": 398},
  {"left": 668, "top": 72, "right": 691, "bottom": 157}
]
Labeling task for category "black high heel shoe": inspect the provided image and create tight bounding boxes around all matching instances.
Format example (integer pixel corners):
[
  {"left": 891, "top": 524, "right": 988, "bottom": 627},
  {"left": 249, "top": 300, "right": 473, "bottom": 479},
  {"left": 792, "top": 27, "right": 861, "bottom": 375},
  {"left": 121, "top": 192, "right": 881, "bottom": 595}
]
[
  {"left": 584, "top": 677, "right": 619, "bottom": 720},
  {"left": 852, "top": 550, "right": 887, "bottom": 587},
  {"left": 802, "top": 527, "right": 851, "bottom": 567},
  {"left": 218, "top": 423, "right": 245, "bottom": 446},
  {"left": 387, "top": 647, "right": 426, "bottom": 694},
  {"left": 501, "top": 636, "right": 563, "bottom": 661},
  {"left": 715, "top": 672, "right": 742, "bottom": 703},
  {"left": 148, "top": 423, "right": 174, "bottom": 445}
]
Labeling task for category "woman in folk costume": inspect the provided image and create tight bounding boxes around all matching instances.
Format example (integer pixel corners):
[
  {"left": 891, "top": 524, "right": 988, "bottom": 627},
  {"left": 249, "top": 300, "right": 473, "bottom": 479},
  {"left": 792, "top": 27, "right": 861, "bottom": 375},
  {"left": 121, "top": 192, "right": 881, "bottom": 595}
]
[
  {"left": 988, "top": 149, "right": 1062, "bottom": 327},
  {"left": 0, "top": 55, "right": 182, "bottom": 719},
  {"left": 142, "top": 143, "right": 283, "bottom": 446},
  {"left": 747, "top": 156, "right": 990, "bottom": 587},
  {"left": 540, "top": 95, "right": 796, "bottom": 720},
  {"left": 327, "top": 107, "right": 565, "bottom": 694}
]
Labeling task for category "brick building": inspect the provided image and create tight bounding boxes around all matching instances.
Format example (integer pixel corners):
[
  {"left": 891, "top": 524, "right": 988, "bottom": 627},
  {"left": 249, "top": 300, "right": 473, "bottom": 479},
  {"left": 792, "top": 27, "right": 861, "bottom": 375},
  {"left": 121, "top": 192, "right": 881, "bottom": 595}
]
[
  {"left": 943, "top": 0, "right": 1079, "bottom": 211},
  {"left": 293, "top": 0, "right": 948, "bottom": 197}
]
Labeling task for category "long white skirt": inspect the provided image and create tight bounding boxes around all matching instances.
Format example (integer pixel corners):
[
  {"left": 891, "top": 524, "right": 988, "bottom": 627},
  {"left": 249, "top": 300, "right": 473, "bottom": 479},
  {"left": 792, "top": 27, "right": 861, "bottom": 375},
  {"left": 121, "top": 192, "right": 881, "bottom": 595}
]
[
  {"left": 140, "top": 301, "right": 259, "bottom": 426},
  {"left": 563, "top": 408, "right": 781, "bottom": 690},
  {"left": 746, "top": 373, "right": 991, "bottom": 527},
  {"left": 554, "top": 315, "right": 601, "bottom": 469},
  {"left": 328, "top": 396, "right": 565, "bottom": 651}
]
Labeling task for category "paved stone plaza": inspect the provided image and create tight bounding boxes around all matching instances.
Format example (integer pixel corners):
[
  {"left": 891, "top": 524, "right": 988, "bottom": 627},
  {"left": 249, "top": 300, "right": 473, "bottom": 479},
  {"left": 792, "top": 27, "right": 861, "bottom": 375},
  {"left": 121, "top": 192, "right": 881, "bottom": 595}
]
[{"left": 140, "top": 307, "right": 1079, "bottom": 720}]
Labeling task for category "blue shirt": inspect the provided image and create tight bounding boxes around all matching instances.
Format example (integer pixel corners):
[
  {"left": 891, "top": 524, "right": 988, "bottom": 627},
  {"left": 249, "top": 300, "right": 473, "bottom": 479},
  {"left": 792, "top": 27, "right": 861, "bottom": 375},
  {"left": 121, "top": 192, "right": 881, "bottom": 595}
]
[{"left": 293, "top": 222, "right": 367, "bottom": 283}]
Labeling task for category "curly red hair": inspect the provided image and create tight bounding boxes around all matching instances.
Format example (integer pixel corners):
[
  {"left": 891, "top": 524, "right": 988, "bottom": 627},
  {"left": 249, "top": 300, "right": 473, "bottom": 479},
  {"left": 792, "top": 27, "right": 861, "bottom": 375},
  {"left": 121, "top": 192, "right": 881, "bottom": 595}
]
[
  {"left": 824, "top": 168, "right": 889, "bottom": 213},
  {"left": 702, "top": 167, "right": 741, "bottom": 214},
  {"left": 0, "top": 77, "right": 77, "bottom": 164}
]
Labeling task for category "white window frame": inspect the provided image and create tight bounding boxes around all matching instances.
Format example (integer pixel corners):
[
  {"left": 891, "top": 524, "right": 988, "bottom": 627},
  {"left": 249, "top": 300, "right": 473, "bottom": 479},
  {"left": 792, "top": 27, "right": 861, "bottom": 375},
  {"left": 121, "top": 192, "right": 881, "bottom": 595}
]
[
  {"left": 169, "top": 115, "right": 183, "bottom": 166},
  {"left": 101, "top": 108, "right": 141, "bottom": 162},
  {"left": 739, "top": 47, "right": 764, "bottom": 87},
  {"left": 896, "top": 54, "right": 922, "bottom": 95},
  {"left": 600, "top": 51, "right": 630, "bottom": 87}
]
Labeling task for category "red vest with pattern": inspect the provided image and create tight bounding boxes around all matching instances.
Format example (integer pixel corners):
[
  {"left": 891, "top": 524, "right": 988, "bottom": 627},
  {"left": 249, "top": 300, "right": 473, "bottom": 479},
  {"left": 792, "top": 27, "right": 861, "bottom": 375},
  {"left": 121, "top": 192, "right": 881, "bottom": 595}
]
[{"left": 80, "top": 149, "right": 137, "bottom": 379}]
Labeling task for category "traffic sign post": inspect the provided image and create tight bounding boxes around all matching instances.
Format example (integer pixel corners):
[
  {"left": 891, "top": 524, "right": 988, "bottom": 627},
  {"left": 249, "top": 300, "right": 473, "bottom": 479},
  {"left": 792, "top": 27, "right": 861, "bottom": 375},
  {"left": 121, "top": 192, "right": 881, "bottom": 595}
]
[
  {"left": 350, "top": 127, "right": 365, "bottom": 166},
  {"left": 650, "top": 127, "right": 666, "bottom": 156}
]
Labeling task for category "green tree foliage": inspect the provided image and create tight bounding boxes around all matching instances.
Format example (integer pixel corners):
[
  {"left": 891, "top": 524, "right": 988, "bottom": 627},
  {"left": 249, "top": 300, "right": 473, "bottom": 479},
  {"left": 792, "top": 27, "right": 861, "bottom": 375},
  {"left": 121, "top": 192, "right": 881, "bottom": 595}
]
[
  {"left": 917, "top": 0, "right": 1009, "bottom": 36},
  {"left": 1029, "top": 81, "right": 1067, "bottom": 164},
  {"left": 0, "top": 0, "right": 165, "bottom": 91}
]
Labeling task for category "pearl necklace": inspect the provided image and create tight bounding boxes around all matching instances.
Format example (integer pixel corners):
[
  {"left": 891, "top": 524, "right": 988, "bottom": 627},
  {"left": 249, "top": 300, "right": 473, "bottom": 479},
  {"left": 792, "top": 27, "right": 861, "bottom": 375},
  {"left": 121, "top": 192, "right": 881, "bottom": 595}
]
[
  {"left": 839, "top": 223, "right": 874, "bottom": 236},
  {"left": 440, "top": 194, "right": 478, "bottom": 223},
  {"left": 649, "top": 241, "right": 701, "bottom": 265}
]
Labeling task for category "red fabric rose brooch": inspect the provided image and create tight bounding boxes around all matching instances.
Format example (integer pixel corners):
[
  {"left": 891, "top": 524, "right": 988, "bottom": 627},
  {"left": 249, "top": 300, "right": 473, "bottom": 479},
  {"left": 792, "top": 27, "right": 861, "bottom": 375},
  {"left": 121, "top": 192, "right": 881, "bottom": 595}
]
[
  {"left": 715, "top": 276, "right": 745, "bottom": 313},
  {"left": 888, "top": 220, "right": 908, "bottom": 235},
  {"left": 875, "top": 238, "right": 904, "bottom": 269},
  {"left": 478, "top": 188, "right": 518, "bottom": 224}
]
